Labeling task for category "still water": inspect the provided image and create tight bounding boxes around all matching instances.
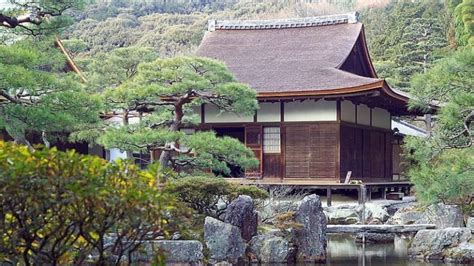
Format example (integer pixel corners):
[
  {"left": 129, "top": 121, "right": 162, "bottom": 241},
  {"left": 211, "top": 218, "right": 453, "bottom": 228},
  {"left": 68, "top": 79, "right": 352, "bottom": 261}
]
[{"left": 319, "top": 234, "right": 468, "bottom": 266}]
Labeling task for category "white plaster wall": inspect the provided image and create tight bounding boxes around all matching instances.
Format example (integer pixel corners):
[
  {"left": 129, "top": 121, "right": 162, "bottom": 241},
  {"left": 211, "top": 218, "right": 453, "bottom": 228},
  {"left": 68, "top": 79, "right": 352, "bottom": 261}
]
[
  {"left": 257, "top": 102, "right": 280, "bottom": 122},
  {"left": 284, "top": 100, "right": 337, "bottom": 122},
  {"left": 341, "top": 100, "right": 356, "bottom": 123},
  {"left": 372, "top": 107, "right": 391, "bottom": 129},
  {"left": 204, "top": 104, "right": 254, "bottom": 123},
  {"left": 108, "top": 148, "right": 127, "bottom": 161},
  {"left": 357, "top": 104, "right": 371, "bottom": 126}
]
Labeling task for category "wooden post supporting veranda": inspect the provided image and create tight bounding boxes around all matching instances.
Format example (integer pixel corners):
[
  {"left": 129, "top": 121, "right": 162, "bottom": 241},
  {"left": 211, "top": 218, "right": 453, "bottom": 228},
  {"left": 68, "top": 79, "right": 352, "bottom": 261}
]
[
  {"left": 359, "top": 184, "right": 367, "bottom": 225},
  {"left": 381, "top": 188, "right": 387, "bottom": 199},
  {"left": 326, "top": 187, "right": 332, "bottom": 207}
]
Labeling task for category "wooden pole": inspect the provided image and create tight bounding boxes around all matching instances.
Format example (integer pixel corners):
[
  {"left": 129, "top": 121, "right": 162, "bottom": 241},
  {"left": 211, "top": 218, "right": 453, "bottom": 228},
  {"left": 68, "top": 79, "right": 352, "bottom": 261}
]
[
  {"left": 326, "top": 187, "right": 332, "bottom": 207},
  {"left": 381, "top": 188, "right": 387, "bottom": 200},
  {"left": 360, "top": 184, "right": 367, "bottom": 225}
]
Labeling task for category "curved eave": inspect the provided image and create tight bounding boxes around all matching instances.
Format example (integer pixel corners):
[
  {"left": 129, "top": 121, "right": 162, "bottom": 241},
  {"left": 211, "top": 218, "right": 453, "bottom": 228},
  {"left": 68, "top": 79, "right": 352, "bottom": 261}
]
[
  {"left": 381, "top": 81, "right": 410, "bottom": 103},
  {"left": 359, "top": 25, "right": 379, "bottom": 78},
  {"left": 256, "top": 80, "right": 384, "bottom": 98}
]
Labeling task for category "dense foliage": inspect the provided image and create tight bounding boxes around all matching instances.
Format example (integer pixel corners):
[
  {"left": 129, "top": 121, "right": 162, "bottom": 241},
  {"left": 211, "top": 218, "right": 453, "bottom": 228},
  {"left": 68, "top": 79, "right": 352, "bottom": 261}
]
[
  {"left": 165, "top": 176, "right": 268, "bottom": 218},
  {"left": 405, "top": 0, "right": 473, "bottom": 209},
  {"left": 362, "top": 1, "right": 449, "bottom": 90},
  {"left": 0, "top": 38, "right": 102, "bottom": 150},
  {"left": 0, "top": 0, "right": 86, "bottom": 36},
  {"left": 78, "top": 55, "right": 259, "bottom": 176},
  {"left": 0, "top": 141, "right": 178, "bottom": 265}
]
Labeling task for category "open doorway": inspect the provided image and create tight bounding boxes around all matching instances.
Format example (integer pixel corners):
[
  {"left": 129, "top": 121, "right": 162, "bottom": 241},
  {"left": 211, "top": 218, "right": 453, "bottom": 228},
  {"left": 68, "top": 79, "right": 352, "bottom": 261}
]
[{"left": 212, "top": 127, "right": 245, "bottom": 177}]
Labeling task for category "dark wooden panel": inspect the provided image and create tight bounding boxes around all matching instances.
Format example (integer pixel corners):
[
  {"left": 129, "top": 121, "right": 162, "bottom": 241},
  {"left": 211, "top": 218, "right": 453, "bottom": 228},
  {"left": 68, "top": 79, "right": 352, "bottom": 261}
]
[
  {"left": 353, "top": 127, "right": 364, "bottom": 178},
  {"left": 362, "top": 129, "right": 371, "bottom": 178},
  {"left": 264, "top": 154, "right": 281, "bottom": 178},
  {"left": 385, "top": 132, "right": 393, "bottom": 179},
  {"left": 340, "top": 125, "right": 355, "bottom": 181},
  {"left": 370, "top": 131, "right": 385, "bottom": 178},
  {"left": 340, "top": 124, "right": 392, "bottom": 181},
  {"left": 285, "top": 124, "right": 338, "bottom": 179},
  {"left": 245, "top": 126, "right": 262, "bottom": 177},
  {"left": 285, "top": 125, "right": 310, "bottom": 178}
]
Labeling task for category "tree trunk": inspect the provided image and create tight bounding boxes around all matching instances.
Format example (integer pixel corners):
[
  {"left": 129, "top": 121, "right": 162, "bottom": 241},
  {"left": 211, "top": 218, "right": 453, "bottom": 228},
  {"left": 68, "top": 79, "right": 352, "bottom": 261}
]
[
  {"left": 158, "top": 103, "right": 184, "bottom": 173},
  {"left": 425, "top": 114, "right": 432, "bottom": 137},
  {"left": 5, "top": 126, "right": 35, "bottom": 152},
  {"left": 41, "top": 131, "right": 50, "bottom": 148},
  {"left": 122, "top": 110, "right": 134, "bottom": 159}
]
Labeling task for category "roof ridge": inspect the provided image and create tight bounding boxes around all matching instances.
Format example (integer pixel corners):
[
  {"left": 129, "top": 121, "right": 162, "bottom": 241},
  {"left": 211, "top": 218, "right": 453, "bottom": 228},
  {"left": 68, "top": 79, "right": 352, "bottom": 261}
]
[{"left": 208, "top": 12, "right": 359, "bottom": 31}]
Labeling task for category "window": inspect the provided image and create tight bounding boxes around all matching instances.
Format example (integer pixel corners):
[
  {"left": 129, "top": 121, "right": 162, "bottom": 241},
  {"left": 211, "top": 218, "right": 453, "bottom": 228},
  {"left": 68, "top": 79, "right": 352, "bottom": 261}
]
[{"left": 263, "top": 127, "right": 280, "bottom": 153}]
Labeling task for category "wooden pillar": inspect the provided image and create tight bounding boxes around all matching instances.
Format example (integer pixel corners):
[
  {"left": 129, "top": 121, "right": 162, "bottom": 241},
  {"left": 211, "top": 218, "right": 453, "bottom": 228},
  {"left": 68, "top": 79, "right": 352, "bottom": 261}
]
[
  {"left": 360, "top": 184, "right": 367, "bottom": 225},
  {"left": 367, "top": 187, "right": 372, "bottom": 202},
  {"left": 327, "top": 187, "right": 332, "bottom": 207},
  {"left": 381, "top": 188, "right": 387, "bottom": 200}
]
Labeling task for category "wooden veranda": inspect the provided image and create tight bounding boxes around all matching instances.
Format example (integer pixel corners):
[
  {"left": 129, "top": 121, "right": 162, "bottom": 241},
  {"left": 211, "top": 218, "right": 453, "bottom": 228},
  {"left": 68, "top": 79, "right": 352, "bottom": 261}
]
[{"left": 227, "top": 178, "right": 412, "bottom": 207}]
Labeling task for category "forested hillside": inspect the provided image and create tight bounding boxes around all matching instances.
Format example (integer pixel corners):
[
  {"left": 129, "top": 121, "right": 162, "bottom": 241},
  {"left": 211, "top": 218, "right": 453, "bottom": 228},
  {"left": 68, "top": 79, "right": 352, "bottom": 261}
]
[{"left": 64, "top": 0, "right": 451, "bottom": 92}]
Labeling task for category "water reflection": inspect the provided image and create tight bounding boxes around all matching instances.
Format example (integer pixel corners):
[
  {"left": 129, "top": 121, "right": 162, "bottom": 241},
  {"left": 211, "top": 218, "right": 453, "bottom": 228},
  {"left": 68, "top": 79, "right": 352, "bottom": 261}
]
[{"left": 318, "top": 234, "right": 466, "bottom": 266}]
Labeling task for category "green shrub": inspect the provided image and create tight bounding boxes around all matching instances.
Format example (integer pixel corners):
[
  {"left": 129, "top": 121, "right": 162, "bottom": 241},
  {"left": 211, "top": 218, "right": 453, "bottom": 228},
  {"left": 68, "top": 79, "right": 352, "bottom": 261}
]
[
  {"left": 164, "top": 176, "right": 268, "bottom": 218},
  {"left": 405, "top": 137, "right": 474, "bottom": 210},
  {"left": 0, "top": 141, "right": 178, "bottom": 265}
]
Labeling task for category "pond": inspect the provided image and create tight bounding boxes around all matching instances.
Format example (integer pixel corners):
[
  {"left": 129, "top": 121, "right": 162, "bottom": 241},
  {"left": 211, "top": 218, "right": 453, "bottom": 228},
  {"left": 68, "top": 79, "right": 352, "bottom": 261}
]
[{"left": 319, "top": 234, "right": 467, "bottom": 266}]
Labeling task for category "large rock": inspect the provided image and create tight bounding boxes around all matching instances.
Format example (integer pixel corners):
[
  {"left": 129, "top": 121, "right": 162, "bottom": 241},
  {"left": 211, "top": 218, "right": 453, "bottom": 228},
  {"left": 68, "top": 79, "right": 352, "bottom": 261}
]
[
  {"left": 145, "top": 240, "right": 203, "bottom": 265},
  {"left": 293, "top": 194, "right": 327, "bottom": 262},
  {"left": 386, "top": 208, "right": 425, "bottom": 225},
  {"left": 387, "top": 203, "right": 464, "bottom": 229},
  {"left": 126, "top": 240, "right": 203, "bottom": 264},
  {"left": 259, "top": 199, "right": 300, "bottom": 225},
  {"left": 422, "top": 203, "right": 464, "bottom": 228},
  {"left": 467, "top": 217, "right": 474, "bottom": 232},
  {"left": 445, "top": 242, "right": 474, "bottom": 263},
  {"left": 355, "top": 233, "right": 395, "bottom": 243},
  {"left": 383, "top": 196, "right": 417, "bottom": 215},
  {"left": 408, "top": 228, "right": 473, "bottom": 263},
  {"left": 248, "top": 232, "right": 296, "bottom": 263},
  {"left": 364, "top": 203, "right": 390, "bottom": 224},
  {"left": 224, "top": 195, "right": 258, "bottom": 241},
  {"left": 325, "top": 206, "right": 359, "bottom": 225},
  {"left": 204, "top": 217, "right": 246, "bottom": 264}
]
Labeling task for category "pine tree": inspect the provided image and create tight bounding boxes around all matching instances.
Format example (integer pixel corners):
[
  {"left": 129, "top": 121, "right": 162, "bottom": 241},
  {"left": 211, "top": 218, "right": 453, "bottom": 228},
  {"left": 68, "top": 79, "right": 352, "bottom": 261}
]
[{"left": 89, "top": 56, "right": 259, "bottom": 177}]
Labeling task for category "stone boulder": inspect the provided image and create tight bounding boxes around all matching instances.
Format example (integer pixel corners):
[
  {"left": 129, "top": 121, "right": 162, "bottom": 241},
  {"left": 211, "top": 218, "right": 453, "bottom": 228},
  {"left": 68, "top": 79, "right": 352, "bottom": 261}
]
[
  {"left": 445, "top": 242, "right": 474, "bottom": 263},
  {"left": 325, "top": 206, "right": 359, "bottom": 225},
  {"left": 293, "top": 194, "right": 327, "bottom": 262},
  {"left": 387, "top": 203, "right": 464, "bottom": 229},
  {"left": 408, "top": 228, "right": 473, "bottom": 263},
  {"left": 422, "top": 203, "right": 464, "bottom": 228},
  {"left": 364, "top": 203, "right": 390, "bottom": 224},
  {"left": 386, "top": 208, "right": 424, "bottom": 225},
  {"left": 467, "top": 217, "right": 474, "bottom": 232},
  {"left": 224, "top": 195, "right": 258, "bottom": 241},
  {"left": 127, "top": 240, "right": 203, "bottom": 264},
  {"left": 204, "top": 217, "right": 246, "bottom": 264},
  {"left": 145, "top": 240, "right": 203, "bottom": 265},
  {"left": 248, "top": 232, "right": 296, "bottom": 263},
  {"left": 383, "top": 196, "right": 417, "bottom": 216},
  {"left": 355, "top": 233, "right": 395, "bottom": 243},
  {"left": 259, "top": 199, "right": 300, "bottom": 225}
]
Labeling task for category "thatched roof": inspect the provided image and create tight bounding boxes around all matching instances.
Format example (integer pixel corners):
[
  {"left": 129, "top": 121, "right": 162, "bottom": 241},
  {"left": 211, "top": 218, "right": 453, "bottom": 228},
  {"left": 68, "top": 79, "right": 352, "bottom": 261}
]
[{"left": 196, "top": 13, "right": 404, "bottom": 101}]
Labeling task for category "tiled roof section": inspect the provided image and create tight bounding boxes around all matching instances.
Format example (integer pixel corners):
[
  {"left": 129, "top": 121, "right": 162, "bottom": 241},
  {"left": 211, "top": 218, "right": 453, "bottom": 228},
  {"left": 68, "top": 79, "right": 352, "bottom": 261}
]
[
  {"left": 197, "top": 18, "right": 381, "bottom": 94},
  {"left": 209, "top": 12, "right": 359, "bottom": 31}
]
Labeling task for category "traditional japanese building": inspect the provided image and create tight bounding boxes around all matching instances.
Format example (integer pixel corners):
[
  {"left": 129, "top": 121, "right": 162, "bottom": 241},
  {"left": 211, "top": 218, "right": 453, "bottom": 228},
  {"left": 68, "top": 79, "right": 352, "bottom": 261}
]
[{"left": 195, "top": 12, "right": 423, "bottom": 183}]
